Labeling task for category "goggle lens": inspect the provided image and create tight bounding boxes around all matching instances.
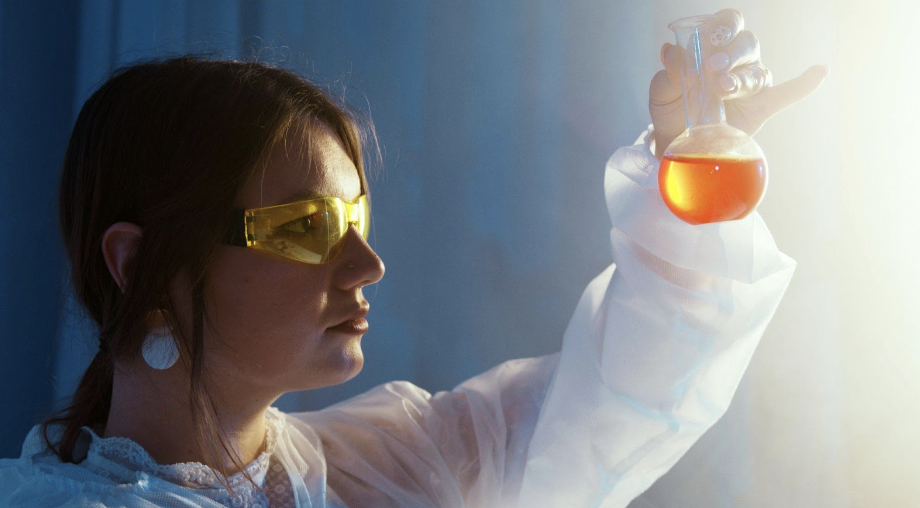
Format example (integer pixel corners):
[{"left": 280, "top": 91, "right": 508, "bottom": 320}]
[{"left": 244, "top": 195, "right": 369, "bottom": 264}]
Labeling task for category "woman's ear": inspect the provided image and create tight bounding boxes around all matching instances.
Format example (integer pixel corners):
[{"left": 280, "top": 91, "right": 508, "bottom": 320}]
[{"left": 101, "top": 222, "right": 143, "bottom": 293}]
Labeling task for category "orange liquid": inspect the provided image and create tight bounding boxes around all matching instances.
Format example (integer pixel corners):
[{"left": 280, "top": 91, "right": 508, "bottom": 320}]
[{"left": 658, "top": 154, "right": 767, "bottom": 225}]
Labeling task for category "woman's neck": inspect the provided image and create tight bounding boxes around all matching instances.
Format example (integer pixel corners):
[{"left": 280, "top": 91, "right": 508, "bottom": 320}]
[{"left": 103, "top": 360, "right": 274, "bottom": 472}]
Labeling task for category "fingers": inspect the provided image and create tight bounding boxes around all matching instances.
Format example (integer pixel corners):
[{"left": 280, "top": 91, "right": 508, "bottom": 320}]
[
  {"left": 705, "top": 8, "right": 744, "bottom": 48},
  {"left": 703, "top": 28, "right": 765, "bottom": 100},
  {"left": 649, "top": 68, "right": 682, "bottom": 106},
  {"left": 662, "top": 10, "right": 772, "bottom": 104},
  {"left": 660, "top": 42, "right": 683, "bottom": 84},
  {"left": 658, "top": 10, "right": 829, "bottom": 127},
  {"left": 753, "top": 64, "right": 830, "bottom": 117},
  {"left": 705, "top": 30, "right": 760, "bottom": 73},
  {"left": 721, "top": 64, "right": 772, "bottom": 100}
]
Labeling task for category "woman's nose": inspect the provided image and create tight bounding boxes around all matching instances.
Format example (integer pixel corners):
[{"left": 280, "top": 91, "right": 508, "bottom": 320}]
[{"left": 335, "top": 225, "right": 385, "bottom": 289}]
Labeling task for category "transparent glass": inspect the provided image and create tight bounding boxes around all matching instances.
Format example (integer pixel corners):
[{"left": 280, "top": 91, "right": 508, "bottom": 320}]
[
  {"left": 658, "top": 14, "right": 768, "bottom": 225},
  {"left": 244, "top": 195, "right": 370, "bottom": 264}
]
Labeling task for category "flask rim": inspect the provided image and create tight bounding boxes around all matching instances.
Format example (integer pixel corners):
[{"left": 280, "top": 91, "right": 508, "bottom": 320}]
[{"left": 667, "top": 14, "right": 716, "bottom": 32}]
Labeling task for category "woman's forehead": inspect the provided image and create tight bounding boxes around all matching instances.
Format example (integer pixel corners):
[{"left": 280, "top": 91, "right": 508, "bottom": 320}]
[{"left": 237, "top": 126, "right": 362, "bottom": 209}]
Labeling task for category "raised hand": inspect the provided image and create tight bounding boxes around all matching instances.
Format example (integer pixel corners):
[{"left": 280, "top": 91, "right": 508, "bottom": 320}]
[{"left": 649, "top": 8, "right": 829, "bottom": 160}]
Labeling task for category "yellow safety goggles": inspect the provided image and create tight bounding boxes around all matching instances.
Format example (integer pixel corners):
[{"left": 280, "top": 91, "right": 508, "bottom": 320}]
[{"left": 223, "top": 195, "right": 370, "bottom": 265}]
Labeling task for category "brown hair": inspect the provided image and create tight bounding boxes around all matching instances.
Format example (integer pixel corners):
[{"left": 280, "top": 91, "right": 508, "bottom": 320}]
[{"left": 42, "top": 55, "right": 376, "bottom": 493}]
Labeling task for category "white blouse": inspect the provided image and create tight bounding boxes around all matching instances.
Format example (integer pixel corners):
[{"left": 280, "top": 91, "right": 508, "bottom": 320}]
[{"left": 0, "top": 126, "right": 796, "bottom": 508}]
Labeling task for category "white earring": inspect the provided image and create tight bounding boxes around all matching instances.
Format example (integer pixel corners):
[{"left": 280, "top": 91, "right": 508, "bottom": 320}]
[{"left": 142, "top": 324, "right": 179, "bottom": 370}]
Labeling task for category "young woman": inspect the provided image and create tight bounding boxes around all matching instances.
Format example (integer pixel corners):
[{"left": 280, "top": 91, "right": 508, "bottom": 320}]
[{"left": 0, "top": 9, "right": 827, "bottom": 508}]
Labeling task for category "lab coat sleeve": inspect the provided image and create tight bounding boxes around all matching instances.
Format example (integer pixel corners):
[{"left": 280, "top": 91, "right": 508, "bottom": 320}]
[
  {"left": 515, "top": 125, "right": 795, "bottom": 507},
  {"left": 297, "top": 125, "right": 795, "bottom": 508}
]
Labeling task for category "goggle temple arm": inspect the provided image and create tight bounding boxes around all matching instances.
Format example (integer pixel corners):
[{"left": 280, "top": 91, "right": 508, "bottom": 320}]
[{"left": 223, "top": 209, "right": 249, "bottom": 247}]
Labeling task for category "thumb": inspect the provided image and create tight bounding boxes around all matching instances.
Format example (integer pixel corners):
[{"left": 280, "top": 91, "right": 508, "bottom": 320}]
[
  {"left": 661, "top": 43, "right": 682, "bottom": 85},
  {"left": 756, "top": 64, "right": 830, "bottom": 118},
  {"left": 650, "top": 43, "right": 683, "bottom": 105}
]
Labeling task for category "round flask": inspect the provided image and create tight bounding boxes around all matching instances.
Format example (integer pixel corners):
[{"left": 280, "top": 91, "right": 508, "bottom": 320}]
[{"left": 658, "top": 15, "right": 767, "bottom": 225}]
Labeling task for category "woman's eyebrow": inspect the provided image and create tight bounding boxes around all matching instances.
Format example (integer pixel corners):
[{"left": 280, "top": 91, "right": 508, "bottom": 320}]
[
  {"left": 281, "top": 189, "right": 363, "bottom": 204},
  {"left": 281, "top": 189, "right": 325, "bottom": 203}
]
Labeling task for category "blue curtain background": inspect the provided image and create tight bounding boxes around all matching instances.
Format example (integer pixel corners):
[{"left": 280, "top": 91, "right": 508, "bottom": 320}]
[{"left": 7, "top": 0, "right": 905, "bottom": 506}]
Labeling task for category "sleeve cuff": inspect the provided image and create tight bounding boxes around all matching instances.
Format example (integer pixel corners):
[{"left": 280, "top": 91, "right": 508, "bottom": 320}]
[{"left": 605, "top": 126, "right": 795, "bottom": 284}]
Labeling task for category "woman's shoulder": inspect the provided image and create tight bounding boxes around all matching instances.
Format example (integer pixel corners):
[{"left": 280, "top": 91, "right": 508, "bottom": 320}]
[
  {"left": 272, "top": 381, "right": 417, "bottom": 428},
  {"left": 0, "top": 424, "right": 111, "bottom": 506},
  {"left": 270, "top": 383, "right": 440, "bottom": 467},
  {"left": 0, "top": 454, "right": 109, "bottom": 507},
  {"left": 0, "top": 424, "right": 230, "bottom": 508},
  {"left": 0, "top": 457, "right": 30, "bottom": 490},
  {"left": 277, "top": 356, "right": 559, "bottom": 436},
  {"left": 0, "top": 456, "right": 234, "bottom": 507}
]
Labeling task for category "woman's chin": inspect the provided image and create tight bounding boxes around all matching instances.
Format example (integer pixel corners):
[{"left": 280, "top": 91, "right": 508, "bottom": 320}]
[
  {"left": 303, "top": 341, "right": 364, "bottom": 389},
  {"left": 335, "top": 341, "right": 364, "bottom": 381}
]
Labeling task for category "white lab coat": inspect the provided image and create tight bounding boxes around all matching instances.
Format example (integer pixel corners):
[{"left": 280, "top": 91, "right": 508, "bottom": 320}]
[{"left": 0, "top": 126, "right": 795, "bottom": 507}]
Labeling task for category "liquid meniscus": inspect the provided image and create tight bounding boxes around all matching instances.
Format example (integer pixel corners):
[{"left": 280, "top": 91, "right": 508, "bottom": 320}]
[{"left": 658, "top": 154, "right": 768, "bottom": 225}]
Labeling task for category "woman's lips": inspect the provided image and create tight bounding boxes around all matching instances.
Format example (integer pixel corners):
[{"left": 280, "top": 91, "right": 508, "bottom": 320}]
[{"left": 327, "top": 317, "right": 369, "bottom": 335}]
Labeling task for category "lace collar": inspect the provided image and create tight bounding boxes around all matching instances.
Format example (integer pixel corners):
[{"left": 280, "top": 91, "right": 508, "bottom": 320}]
[{"left": 80, "top": 407, "right": 285, "bottom": 491}]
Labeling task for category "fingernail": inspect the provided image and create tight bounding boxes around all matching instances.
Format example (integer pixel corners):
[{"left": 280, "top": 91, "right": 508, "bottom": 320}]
[
  {"left": 720, "top": 74, "right": 737, "bottom": 91},
  {"left": 710, "top": 25, "right": 733, "bottom": 47},
  {"left": 707, "top": 52, "right": 730, "bottom": 72}
]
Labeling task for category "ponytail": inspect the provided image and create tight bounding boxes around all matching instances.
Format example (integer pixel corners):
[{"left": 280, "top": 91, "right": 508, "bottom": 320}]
[{"left": 42, "top": 349, "right": 113, "bottom": 460}]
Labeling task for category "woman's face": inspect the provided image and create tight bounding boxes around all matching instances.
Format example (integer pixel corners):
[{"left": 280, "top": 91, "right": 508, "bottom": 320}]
[{"left": 196, "top": 124, "right": 385, "bottom": 397}]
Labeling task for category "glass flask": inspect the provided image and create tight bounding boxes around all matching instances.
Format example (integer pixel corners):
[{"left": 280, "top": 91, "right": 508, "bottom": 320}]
[{"left": 658, "top": 14, "right": 767, "bottom": 225}]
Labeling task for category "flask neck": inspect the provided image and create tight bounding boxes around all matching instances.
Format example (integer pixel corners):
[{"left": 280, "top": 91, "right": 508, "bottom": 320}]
[
  {"left": 683, "top": 74, "right": 727, "bottom": 129},
  {"left": 669, "top": 18, "right": 728, "bottom": 130}
]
